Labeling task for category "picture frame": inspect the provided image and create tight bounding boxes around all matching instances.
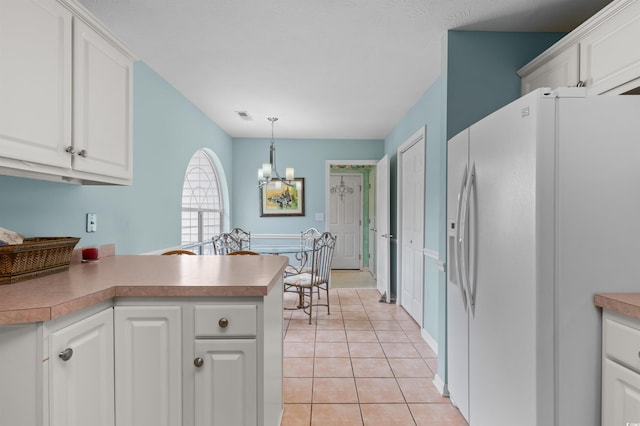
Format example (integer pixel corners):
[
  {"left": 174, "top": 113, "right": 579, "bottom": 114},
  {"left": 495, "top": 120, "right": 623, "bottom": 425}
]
[{"left": 260, "top": 178, "right": 305, "bottom": 217}]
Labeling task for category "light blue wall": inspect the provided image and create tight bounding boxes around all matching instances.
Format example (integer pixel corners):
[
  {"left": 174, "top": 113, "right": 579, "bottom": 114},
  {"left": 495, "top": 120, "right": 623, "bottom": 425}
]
[
  {"left": 385, "top": 30, "right": 564, "bottom": 383},
  {"left": 0, "top": 62, "right": 233, "bottom": 254},
  {"left": 384, "top": 75, "right": 447, "bottom": 354},
  {"left": 231, "top": 138, "right": 384, "bottom": 234}
]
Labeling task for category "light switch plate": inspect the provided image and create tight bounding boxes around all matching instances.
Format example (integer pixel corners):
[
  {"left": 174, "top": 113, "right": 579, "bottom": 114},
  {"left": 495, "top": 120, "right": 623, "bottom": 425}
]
[{"left": 86, "top": 213, "right": 97, "bottom": 233}]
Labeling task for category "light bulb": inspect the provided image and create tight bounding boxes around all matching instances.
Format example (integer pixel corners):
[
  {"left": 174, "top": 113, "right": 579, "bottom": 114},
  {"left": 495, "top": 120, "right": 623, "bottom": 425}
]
[{"left": 262, "top": 163, "right": 272, "bottom": 178}]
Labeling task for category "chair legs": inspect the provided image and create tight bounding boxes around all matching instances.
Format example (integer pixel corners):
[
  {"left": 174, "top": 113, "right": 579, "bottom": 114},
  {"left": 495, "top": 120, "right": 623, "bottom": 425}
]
[{"left": 297, "top": 284, "right": 330, "bottom": 324}]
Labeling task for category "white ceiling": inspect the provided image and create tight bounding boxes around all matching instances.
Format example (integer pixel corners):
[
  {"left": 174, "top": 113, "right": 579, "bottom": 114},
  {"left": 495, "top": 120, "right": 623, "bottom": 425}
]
[{"left": 78, "top": 0, "right": 611, "bottom": 139}]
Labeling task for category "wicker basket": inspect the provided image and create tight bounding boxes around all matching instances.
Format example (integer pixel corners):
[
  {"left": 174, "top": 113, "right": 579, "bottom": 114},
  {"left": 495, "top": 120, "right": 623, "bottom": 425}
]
[{"left": 0, "top": 237, "right": 80, "bottom": 284}]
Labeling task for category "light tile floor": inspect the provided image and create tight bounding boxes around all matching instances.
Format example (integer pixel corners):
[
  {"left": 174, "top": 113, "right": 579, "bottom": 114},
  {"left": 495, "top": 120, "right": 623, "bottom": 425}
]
[{"left": 282, "top": 275, "right": 468, "bottom": 426}]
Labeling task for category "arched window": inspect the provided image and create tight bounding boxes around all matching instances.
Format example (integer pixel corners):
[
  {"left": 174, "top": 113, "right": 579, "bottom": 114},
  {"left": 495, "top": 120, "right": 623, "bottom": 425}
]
[{"left": 181, "top": 149, "right": 225, "bottom": 254}]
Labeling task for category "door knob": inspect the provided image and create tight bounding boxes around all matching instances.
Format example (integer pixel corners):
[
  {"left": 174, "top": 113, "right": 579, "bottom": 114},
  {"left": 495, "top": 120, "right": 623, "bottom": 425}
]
[
  {"left": 194, "top": 357, "right": 204, "bottom": 368},
  {"left": 59, "top": 348, "right": 73, "bottom": 361}
]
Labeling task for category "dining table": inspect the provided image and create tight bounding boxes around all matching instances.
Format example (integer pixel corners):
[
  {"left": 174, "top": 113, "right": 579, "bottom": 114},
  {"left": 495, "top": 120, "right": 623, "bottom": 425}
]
[{"left": 250, "top": 245, "right": 312, "bottom": 275}]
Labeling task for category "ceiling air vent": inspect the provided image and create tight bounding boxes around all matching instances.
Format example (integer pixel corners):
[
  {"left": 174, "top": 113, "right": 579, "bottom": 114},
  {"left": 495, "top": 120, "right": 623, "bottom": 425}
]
[{"left": 236, "top": 111, "right": 253, "bottom": 121}]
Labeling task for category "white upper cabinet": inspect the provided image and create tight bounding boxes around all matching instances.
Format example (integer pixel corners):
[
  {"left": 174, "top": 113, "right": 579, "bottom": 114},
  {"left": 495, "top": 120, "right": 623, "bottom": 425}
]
[
  {"left": 0, "top": 0, "right": 72, "bottom": 169},
  {"left": 73, "top": 18, "right": 133, "bottom": 181},
  {"left": 519, "top": 0, "right": 640, "bottom": 96},
  {"left": 521, "top": 44, "right": 580, "bottom": 95},
  {"left": 580, "top": 0, "right": 640, "bottom": 94},
  {"left": 0, "top": 0, "right": 135, "bottom": 185}
]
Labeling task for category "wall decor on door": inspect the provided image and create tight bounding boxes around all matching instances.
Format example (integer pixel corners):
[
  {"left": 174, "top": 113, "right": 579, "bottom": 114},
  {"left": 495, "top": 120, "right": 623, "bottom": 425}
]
[{"left": 260, "top": 177, "right": 305, "bottom": 217}]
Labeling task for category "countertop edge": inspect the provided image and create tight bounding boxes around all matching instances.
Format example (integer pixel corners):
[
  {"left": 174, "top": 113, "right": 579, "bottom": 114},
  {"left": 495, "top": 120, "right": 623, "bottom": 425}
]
[
  {"left": 0, "top": 255, "right": 288, "bottom": 326},
  {"left": 595, "top": 293, "right": 640, "bottom": 322}
]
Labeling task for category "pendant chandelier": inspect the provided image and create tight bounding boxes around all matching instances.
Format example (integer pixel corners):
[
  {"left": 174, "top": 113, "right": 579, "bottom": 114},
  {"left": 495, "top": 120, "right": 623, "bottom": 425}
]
[{"left": 258, "top": 117, "right": 294, "bottom": 188}]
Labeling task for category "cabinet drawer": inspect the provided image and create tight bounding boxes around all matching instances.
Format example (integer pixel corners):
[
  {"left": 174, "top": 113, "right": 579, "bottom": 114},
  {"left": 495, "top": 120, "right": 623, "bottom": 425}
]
[
  {"left": 604, "top": 314, "right": 640, "bottom": 373},
  {"left": 194, "top": 305, "right": 257, "bottom": 337}
]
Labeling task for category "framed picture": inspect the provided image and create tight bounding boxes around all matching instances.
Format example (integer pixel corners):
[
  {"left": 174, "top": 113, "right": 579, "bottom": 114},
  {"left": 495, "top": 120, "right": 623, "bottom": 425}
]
[{"left": 260, "top": 178, "right": 305, "bottom": 217}]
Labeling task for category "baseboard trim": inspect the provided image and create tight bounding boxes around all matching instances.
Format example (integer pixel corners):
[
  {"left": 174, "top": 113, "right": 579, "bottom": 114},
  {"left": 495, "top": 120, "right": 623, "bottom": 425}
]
[
  {"left": 433, "top": 374, "right": 449, "bottom": 397},
  {"left": 421, "top": 328, "right": 438, "bottom": 354}
]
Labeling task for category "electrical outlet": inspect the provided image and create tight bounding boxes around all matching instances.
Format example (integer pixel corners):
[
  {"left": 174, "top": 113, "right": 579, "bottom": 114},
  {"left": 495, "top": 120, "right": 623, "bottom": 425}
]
[{"left": 86, "top": 213, "right": 97, "bottom": 233}]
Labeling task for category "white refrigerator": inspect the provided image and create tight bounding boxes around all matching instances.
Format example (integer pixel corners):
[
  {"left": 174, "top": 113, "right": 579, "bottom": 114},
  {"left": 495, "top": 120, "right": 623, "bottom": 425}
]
[{"left": 446, "top": 87, "right": 640, "bottom": 426}]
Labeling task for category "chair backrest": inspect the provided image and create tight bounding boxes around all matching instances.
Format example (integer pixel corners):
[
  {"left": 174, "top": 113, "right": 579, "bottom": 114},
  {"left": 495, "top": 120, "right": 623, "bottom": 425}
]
[
  {"left": 162, "top": 249, "right": 196, "bottom": 255},
  {"left": 226, "top": 250, "right": 259, "bottom": 256},
  {"left": 212, "top": 233, "right": 241, "bottom": 255},
  {"left": 300, "top": 227, "right": 322, "bottom": 248},
  {"left": 229, "top": 227, "right": 251, "bottom": 250},
  {"left": 309, "top": 232, "right": 337, "bottom": 284}
]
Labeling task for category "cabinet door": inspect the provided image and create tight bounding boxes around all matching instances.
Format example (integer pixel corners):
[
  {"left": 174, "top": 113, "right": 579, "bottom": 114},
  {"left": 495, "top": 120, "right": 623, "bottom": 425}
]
[
  {"left": 194, "top": 339, "right": 257, "bottom": 426},
  {"left": 0, "top": 0, "right": 72, "bottom": 168},
  {"left": 602, "top": 359, "right": 640, "bottom": 426},
  {"left": 73, "top": 18, "right": 132, "bottom": 180},
  {"left": 0, "top": 324, "right": 40, "bottom": 426},
  {"left": 521, "top": 44, "right": 580, "bottom": 95},
  {"left": 114, "top": 306, "right": 182, "bottom": 426},
  {"left": 580, "top": 0, "right": 640, "bottom": 94},
  {"left": 50, "top": 308, "right": 114, "bottom": 426}
]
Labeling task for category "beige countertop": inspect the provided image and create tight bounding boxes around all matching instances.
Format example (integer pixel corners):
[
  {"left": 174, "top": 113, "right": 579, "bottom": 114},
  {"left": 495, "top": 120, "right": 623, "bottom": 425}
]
[
  {"left": 0, "top": 254, "right": 288, "bottom": 325},
  {"left": 595, "top": 293, "right": 640, "bottom": 321}
]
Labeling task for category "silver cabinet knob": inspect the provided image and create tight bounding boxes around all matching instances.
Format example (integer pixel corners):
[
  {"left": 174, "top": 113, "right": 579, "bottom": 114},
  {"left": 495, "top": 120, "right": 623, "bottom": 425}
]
[
  {"left": 77, "top": 149, "right": 88, "bottom": 158},
  {"left": 65, "top": 146, "right": 75, "bottom": 154},
  {"left": 59, "top": 348, "right": 73, "bottom": 361},
  {"left": 194, "top": 357, "right": 204, "bottom": 368},
  {"left": 218, "top": 318, "right": 229, "bottom": 328}
]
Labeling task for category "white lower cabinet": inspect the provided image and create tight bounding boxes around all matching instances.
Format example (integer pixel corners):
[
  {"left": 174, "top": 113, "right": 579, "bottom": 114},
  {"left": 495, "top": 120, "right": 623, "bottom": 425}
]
[
  {"left": 114, "top": 306, "right": 182, "bottom": 426},
  {"left": 602, "top": 310, "right": 640, "bottom": 426},
  {"left": 48, "top": 306, "right": 114, "bottom": 426},
  {"left": 0, "top": 286, "right": 282, "bottom": 426},
  {"left": 194, "top": 339, "right": 257, "bottom": 426}
]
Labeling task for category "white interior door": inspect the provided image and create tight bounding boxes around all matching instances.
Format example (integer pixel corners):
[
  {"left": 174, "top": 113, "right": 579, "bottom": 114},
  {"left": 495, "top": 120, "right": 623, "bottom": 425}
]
[
  {"left": 398, "top": 131, "right": 425, "bottom": 325},
  {"left": 368, "top": 169, "right": 377, "bottom": 278},
  {"left": 329, "top": 174, "right": 362, "bottom": 269},
  {"left": 376, "top": 155, "right": 390, "bottom": 301}
]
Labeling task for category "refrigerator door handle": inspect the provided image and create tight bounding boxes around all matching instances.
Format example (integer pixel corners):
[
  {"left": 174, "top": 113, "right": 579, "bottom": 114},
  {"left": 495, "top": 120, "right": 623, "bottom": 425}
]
[
  {"left": 467, "top": 163, "right": 477, "bottom": 314},
  {"left": 454, "top": 165, "right": 469, "bottom": 310},
  {"left": 459, "top": 162, "right": 475, "bottom": 314}
]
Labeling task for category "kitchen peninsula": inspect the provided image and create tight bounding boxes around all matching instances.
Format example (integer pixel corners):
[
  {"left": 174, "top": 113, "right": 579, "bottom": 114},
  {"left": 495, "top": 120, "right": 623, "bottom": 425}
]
[{"left": 0, "top": 253, "right": 287, "bottom": 426}]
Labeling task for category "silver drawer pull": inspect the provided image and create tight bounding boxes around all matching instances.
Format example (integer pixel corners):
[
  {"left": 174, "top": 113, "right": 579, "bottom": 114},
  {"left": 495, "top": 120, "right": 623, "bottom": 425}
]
[
  {"left": 218, "top": 318, "right": 229, "bottom": 328},
  {"left": 59, "top": 348, "right": 73, "bottom": 361},
  {"left": 194, "top": 357, "right": 204, "bottom": 368}
]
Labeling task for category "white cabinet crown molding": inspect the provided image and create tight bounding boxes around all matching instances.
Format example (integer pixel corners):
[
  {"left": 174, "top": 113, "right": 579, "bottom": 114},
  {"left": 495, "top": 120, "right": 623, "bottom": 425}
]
[{"left": 57, "top": 0, "right": 137, "bottom": 60}]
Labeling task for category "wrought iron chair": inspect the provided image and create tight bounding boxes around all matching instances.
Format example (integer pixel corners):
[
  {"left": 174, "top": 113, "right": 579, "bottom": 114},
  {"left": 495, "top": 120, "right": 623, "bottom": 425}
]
[
  {"left": 229, "top": 227, "right": 251, "bottom": 250},
  {"left": 212, "top": 233, "right": 241, "bottom": 255},
  {"left": 283, "top": 232, "right": 337, "bottom": 324},
  {"left": 285, "top": 227, "right": 322, "bottom": 276}
]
